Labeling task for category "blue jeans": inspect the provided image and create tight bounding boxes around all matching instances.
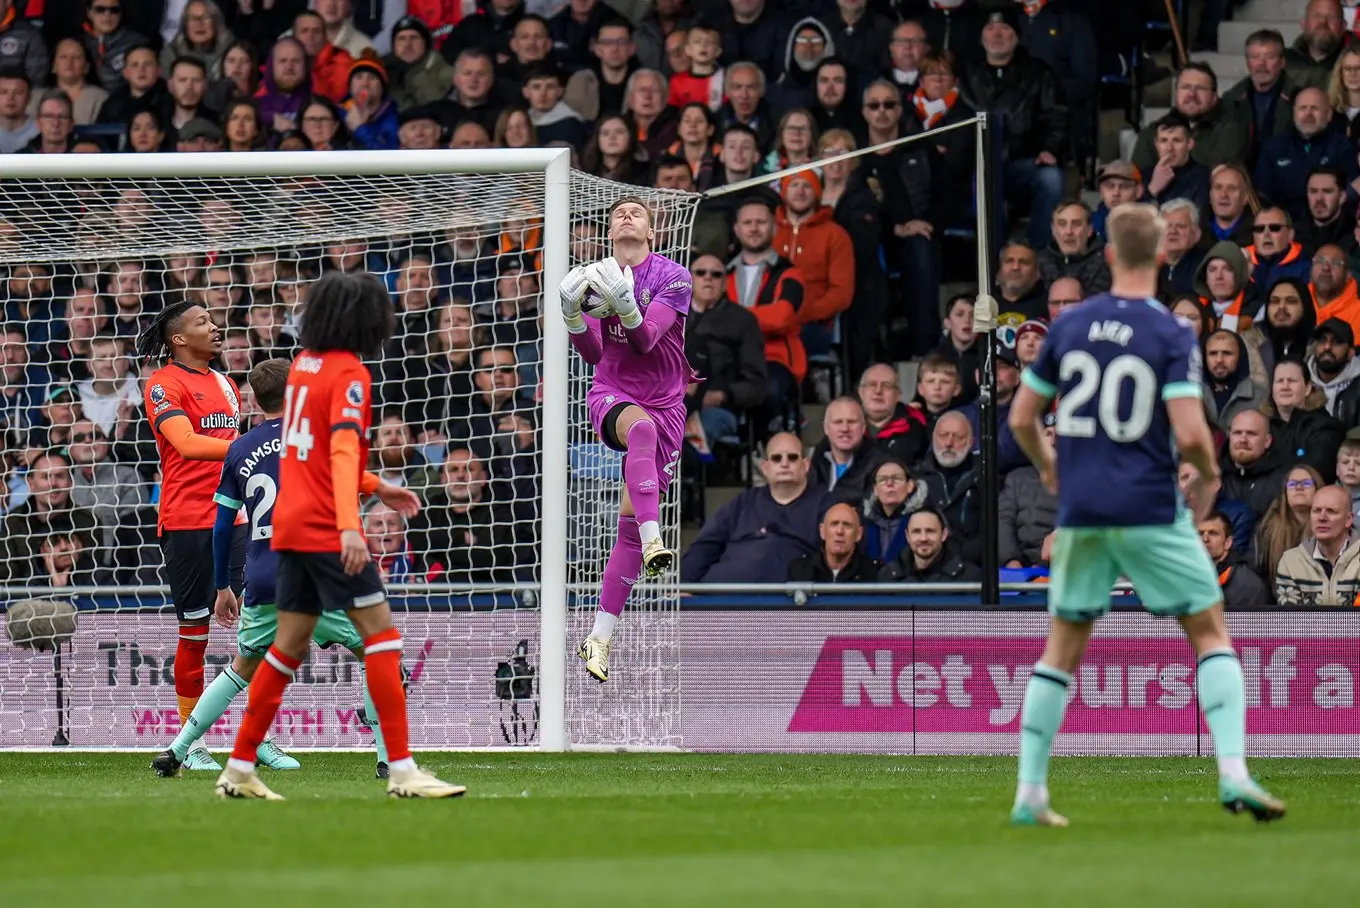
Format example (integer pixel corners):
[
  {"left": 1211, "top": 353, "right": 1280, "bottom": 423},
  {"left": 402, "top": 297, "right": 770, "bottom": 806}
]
[
  {"left": 1003, "top": 158, "right": 1064, "bottom": 249},
  {"left": 699, "top": 406, "right": 740, "bottom": 444}
]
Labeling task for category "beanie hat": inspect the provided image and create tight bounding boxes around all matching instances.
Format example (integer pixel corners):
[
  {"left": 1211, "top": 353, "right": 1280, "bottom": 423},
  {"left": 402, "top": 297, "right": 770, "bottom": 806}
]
[
  {"left": 391, "top": 15, "right": 433, "bottom": 47},
  {"left": 781, "top": 169, "right": 823, "bottom": 199},
  {"left": 348, "top": 50, "right": 389, "bottom": 88}
]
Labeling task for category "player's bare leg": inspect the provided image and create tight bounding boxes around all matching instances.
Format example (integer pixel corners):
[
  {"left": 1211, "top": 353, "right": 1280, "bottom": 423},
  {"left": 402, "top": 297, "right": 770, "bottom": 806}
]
[
  {"left": 215, "top": 613, "right": 317, "bottom": 800},
  {"left": 1011, "top": 617, "right": 1094, "bottom": 828},
  {"left": 348, "top": 604, "right": 465, "bottom": 798},
  {"left": 1180, "top": 604, "right": 1286, "bottom": 821}
]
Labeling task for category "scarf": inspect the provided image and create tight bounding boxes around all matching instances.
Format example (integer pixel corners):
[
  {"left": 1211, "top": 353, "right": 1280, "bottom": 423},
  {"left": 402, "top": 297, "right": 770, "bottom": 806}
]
[
  {"left": 1022, "top": 0, "right": 1049, "bottom": 15},
  {"left": 912, "top": 87, "right": 957, "bottom": 129}
]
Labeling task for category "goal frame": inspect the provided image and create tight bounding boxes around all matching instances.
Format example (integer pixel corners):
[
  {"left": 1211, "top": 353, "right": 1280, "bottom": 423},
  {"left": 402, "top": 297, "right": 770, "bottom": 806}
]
[{"left": 0, "top": 149, "right": 574, "bottom": 752}]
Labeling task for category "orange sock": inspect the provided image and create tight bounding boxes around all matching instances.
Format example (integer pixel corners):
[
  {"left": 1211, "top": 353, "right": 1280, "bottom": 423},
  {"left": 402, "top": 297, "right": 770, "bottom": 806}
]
[
  {"left": 175, "top": 627, "right": 209, "bottom": 727},
  {"left": 363, "top": 629, "right": 411, "bottom": 763},
  {"left": 230, "top": 647, "right": 300, "bottom": 764}
]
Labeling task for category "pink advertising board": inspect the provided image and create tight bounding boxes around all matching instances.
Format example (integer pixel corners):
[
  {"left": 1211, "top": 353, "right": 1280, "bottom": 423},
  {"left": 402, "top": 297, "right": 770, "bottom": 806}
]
[{"left": 2, "top": 609, "right": 1356, "bottom": 755}]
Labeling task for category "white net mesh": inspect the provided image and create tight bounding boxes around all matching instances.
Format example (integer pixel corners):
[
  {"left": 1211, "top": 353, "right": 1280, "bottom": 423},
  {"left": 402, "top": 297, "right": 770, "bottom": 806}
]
[{"left": 0, "top": 162, "right": 698, "bottom": 751}]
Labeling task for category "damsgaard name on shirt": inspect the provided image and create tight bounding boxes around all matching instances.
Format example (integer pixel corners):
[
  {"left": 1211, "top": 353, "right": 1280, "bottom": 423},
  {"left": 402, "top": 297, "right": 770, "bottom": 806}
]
[{"left": 238, "top": 437, "right": 282, "bottom": 477}]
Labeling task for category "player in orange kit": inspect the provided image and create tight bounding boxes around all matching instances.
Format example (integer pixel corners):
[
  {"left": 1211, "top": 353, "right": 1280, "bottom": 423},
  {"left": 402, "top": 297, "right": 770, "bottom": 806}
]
[
  {"left": 216, "top": 272, "right": 465, "bottom": 800},
  {"left": 139, "top": 302, "right": 289, "bottom": 771}
]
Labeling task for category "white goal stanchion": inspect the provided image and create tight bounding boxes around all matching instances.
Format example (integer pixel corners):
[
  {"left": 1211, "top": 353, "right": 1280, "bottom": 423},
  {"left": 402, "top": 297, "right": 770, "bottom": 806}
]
[{"left": 0, "top": 151, "right": 697, "bottom": 753}]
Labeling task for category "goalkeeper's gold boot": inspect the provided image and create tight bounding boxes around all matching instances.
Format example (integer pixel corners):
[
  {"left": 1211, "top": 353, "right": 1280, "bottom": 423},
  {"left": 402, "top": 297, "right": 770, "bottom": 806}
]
[
  {"left": 641, "top": 537, "right": 674, "bottom": 578},
  {"left": 578, "top": 635, "right": 611, "bottom": 683},
  {"left": 215, "top": 765, "right": 284, "bottom": 800},
  {"left": 387, "top": 766, "right": 467, "bottom": 799}
]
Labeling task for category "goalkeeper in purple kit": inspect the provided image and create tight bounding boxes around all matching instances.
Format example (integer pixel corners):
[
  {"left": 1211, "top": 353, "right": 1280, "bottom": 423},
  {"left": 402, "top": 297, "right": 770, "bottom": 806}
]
[{"left": 559, "top": 196, "right": 692, "bottom": 683}]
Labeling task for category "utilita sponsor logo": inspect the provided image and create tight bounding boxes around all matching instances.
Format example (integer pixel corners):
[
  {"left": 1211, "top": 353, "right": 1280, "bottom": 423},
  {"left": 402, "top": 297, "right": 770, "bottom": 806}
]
[
  {"left": 97, "top": 642, "right": 360, "bottom": 687},
  {"left": 788, "top": 637, "right": 1356, "bottom": 735}
]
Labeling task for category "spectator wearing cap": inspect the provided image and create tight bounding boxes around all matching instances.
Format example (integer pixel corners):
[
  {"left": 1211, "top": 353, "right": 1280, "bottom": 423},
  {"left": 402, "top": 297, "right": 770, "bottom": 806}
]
[
  {"left": 1159, "top": 198, "right": 1208, "bottom": 298},
  {"left": 1247, "top": 206, "right": 1311, "bottom": 307},
  {"left": 958, "top": 9, "right": 1067, "bottom": 249},
  {"left": 1222, "top": 28, "right": 1303, "bottom": 158},
  {"left": 0, "top": 1, "right": 46, "bottom": 86},
  {"left": 398, "top": 104, "right": 444, "bottom": 149},
  {"left": 0, "top": 68, "right": 36, "bottom": 154},
  {"left": 176, "top": 116, "right": 222, "bottom": 151},
  {"left": 773, "top": 170, "right": 855, "bottom": 331},
  {"left": 810, "top": 397, "right": 881, "bottom": 504},
  {"left": 384, "top": 16, "right": 455, "bottom": 110},
  {"left": 1144, "top": 112, "right": 1212, "bottom": 213},
  {"left": 1132, "top": 63, "right": 1251, "bottom": 176},
  {"left": 857, "top": 362, "right": 928, "bottom": 466},
  {"left": 1193, "top": 239, "right": 1251, "bottom": 332},
  {"left": 1314, "top": 242, "right": 1360, "bottom": 332},
  {"left": 1203, "top": 328, "right": 1267, "bottom": 432},
  {"left": 82, "top": 0, "right": 148, "bottom": 93},
  {"left": 1297, "top": 167, "right": 1355, "bottom": 254},
  {"left": 684, "top": 252, "right": 767, "bottom": 445},
  {"left": 343, "top": 51, "right": 398, "bottom": 149},
  {"left": 1265, "top": 357, "right": 1344, "bottom": 481},
  {"left": 859, "top": 457, "right": 929, "bottom": 566},
  {"left": 878, "top": 506, "right": 982, "bottom": 583},
  {"left": 999, "top": 411, "right": 1059, "bottom": 569},
  {"left": 787, "top": 501, "right": 882, "bottom": 583},
  {"left": 1092, "top": 161, "right": 1144, "bottom": 241},
  {"left": 1255, "top": 87, "right": 1359, "bottom": 223},
  {"left": 1308, "top": 317, "right": 1360, "bottom": 425},
  {"left": 565, "top": 17, "right": 640, "bottom": 123},
  {"left": 293, "top": 9, "right": 354, "bottom": 104},
  {"left": 254, "top": 38, "right": 311, "bottom": 136},
  {"left": 1205, "top": 162, "right": 1257, "bottom": 246},
  {"left": 1038, "top": 199, "right": 1112, "bottom": 297},
  {"left": 523, "top": 61, "right": 585, "bottom": 148},
  {"left": 1014, "top": 320, "right": 1046, "bottom": 369},
  {"left": 816, "top": 3, "right": 888, "bottom": 80},
  {"left": 28, "top": 384, "right": 81, "bottom": 454},
  {"left": 911, "top": 51, "right": 977, "bottom": 232}
]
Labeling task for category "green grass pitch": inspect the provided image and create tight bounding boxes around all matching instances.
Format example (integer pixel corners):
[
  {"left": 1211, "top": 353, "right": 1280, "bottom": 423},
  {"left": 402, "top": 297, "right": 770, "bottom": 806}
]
[{"left": 1, "top": 753, "right": 1356, "bottom": 908}]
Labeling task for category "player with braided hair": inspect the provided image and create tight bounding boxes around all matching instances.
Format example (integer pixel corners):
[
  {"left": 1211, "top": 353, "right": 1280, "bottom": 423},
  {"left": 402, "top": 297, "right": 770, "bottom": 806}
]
[{"left": 139, "top": 302, "right": 297, "bottom": 773}]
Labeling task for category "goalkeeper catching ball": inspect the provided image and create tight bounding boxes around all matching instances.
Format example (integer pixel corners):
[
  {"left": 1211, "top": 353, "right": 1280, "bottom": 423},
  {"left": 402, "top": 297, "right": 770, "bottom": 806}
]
[{"left": 561, "top": 196, "right": 693, "bottom": 683}]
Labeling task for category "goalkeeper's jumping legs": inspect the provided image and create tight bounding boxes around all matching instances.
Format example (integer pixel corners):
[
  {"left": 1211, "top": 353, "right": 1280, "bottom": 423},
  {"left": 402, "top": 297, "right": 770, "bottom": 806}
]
[
  {"left": 582, "top": 514, "right": 644, "bottom": 682},
  {"left": 617, "top": 410, "right": 672, "bottom": 577}
]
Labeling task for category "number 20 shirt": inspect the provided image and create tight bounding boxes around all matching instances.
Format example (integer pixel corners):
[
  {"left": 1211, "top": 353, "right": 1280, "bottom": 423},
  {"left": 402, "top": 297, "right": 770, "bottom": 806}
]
[{"left": 1022, "top": 294, "right": 1202, "bottom": 529}]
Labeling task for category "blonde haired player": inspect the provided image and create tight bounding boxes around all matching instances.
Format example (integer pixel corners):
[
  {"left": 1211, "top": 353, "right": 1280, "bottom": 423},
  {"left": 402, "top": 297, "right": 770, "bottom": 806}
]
[
  {"left": 1008, "top": 203, "right": 1285, "bottom": 826},
  {"left": 560, "top": 197, "right": 693, "bottom": 682}
]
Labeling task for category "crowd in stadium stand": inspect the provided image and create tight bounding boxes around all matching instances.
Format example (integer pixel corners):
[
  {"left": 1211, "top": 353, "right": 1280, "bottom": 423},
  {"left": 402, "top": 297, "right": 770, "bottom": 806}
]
[{"left": 3, "top": 0, "right": 1360, "bottom": 606}]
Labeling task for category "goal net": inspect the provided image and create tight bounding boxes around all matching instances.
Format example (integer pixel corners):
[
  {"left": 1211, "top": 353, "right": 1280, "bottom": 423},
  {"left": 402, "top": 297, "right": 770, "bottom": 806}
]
[{"left": 0, "top": 150, "right": 697, "bottom": 752}]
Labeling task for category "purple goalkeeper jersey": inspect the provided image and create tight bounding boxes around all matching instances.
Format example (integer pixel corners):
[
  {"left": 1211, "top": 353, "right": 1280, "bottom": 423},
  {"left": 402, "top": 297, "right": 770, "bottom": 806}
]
[{"left": 587, "top": 252, "right": 692, "bottom": 409}]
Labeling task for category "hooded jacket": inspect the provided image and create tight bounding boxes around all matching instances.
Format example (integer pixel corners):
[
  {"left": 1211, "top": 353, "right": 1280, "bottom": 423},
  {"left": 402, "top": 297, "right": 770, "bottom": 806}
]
[
  {"left": 1247, "top": 241, "right": 1312, "bottom": 306},
  {"left": 1037, "top": 235, "right": 1112, "bottom": 296},
  {"left": 860, "top": 477, "right": 929, "bottom": 565},
  {"left": 1244, "top": 278, "right": 1316, "bottom": 379},
  {"left": 773, "top": 202, "right": 855, "bottom": 325},
  {"left": 768, "top": 16, "right": 835, "bottom": 111},
  {"left": 1204, "top": 330, "right": 1267, "bottom": 432},
  {"left": 1308, "top": 353, "right": 1360, "bottom": 417},
  {"left": 1193, "top": 239, "right": 1253, "bottom": 331},
  {"left": 254, "top": 41, "right": 313, "bottom": 127},
  {"left": 725, "top": 250, "right": 807, "bottom": 382}
]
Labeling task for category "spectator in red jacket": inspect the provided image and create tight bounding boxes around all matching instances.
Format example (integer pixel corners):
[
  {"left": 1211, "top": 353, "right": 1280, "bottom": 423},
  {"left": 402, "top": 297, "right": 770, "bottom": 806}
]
[
  {"left": 294, "top": 9, "right": 354, "bottom": 103},
  {"left": 857, "top": 362, "right": 927, "bottom": 466}
]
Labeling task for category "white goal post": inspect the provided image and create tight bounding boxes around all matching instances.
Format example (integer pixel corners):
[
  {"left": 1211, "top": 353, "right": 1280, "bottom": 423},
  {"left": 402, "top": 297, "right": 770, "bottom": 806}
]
[{"left": 0, "top": 149, "right": 696, "bottom": 753}]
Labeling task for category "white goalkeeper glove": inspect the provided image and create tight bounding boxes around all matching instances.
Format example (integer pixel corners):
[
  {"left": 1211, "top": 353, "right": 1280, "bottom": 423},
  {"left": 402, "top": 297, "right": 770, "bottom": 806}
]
[
  {"left": 586, "top": 258, "right": 642, "bottom": 329},
  {"left": 559, "top": 265, "right": 591, "bottom": 334}
]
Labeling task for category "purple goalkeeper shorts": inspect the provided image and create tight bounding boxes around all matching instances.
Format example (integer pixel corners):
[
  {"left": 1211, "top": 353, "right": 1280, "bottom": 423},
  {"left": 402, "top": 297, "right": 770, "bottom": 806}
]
[{"left": 586, "top": 388, "right": 687, "bottom": 494}]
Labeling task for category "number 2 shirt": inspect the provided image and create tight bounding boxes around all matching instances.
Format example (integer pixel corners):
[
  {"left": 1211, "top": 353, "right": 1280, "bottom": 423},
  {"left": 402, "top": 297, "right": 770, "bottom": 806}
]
[
  {"left": 214, "top": 417, "right": 284, "bottom": 608},
  {"left": 1022, "top": 294, "right": 1202, "bottom": 529},
  {"left": 273, "top": 350, "right": 372, "bottom": 553}
]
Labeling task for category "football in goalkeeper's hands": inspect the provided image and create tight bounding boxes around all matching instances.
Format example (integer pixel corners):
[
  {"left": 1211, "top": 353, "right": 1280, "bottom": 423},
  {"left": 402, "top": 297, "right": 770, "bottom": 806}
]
[{"left": 583, "top": 290, "right": 614, "bottom": 320}]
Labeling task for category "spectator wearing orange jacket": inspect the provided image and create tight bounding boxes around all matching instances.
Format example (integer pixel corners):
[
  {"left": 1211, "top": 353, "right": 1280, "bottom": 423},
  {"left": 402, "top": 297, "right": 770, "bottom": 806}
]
[
  {"left": 294, "top": 9, "right": 354, "bottom": 104},
  {"left": 726, "top": 196, "right": 807, "bottom": 433},
  {"left": 773, "top": 170, "right": 856, "bottom": 335}
]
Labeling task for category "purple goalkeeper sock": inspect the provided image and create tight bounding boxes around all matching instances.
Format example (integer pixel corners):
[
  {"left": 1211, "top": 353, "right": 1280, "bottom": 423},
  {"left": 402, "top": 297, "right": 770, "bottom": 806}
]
[
  {"left": 598, "top": 516, "right": 643, "bottom": 621},
  {"left": 624, "top": 420, "right": 660, "bottom": 532}
]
